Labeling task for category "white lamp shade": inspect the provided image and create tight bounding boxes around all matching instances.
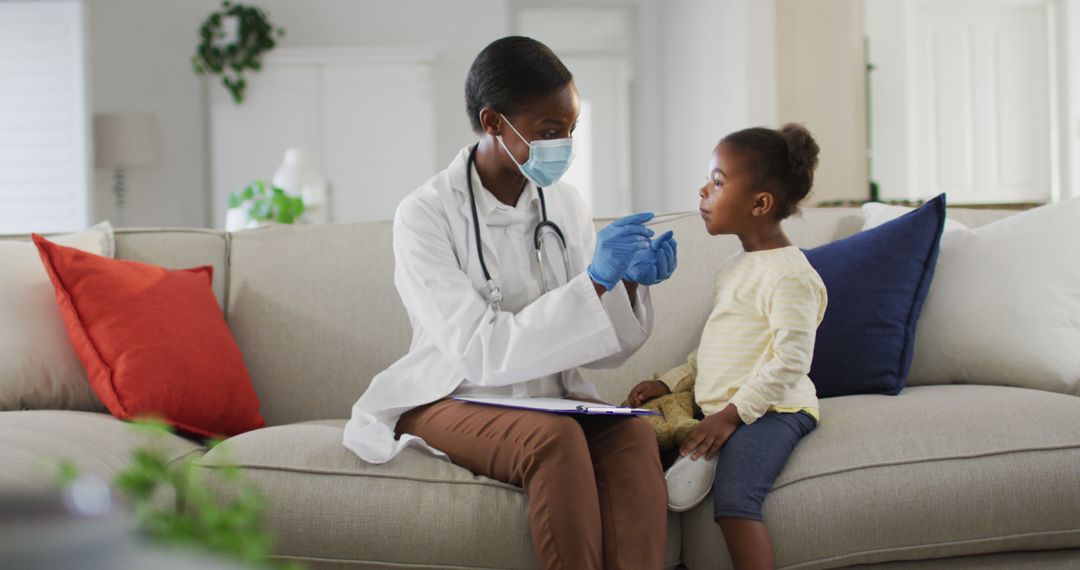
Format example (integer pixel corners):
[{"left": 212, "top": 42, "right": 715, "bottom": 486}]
[{"left": 93, "top": 113, "right": 162, "bottom": 168}]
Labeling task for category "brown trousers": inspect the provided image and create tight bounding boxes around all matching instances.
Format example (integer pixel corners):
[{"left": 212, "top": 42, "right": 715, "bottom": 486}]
[{"left": 396, "top": 398, "right": 667, "bottom": 570}]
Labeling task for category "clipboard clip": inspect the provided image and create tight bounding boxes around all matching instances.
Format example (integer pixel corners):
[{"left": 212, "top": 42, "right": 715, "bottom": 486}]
[{"left": 576, "top": 405, "right": 639, "bottom": 415}]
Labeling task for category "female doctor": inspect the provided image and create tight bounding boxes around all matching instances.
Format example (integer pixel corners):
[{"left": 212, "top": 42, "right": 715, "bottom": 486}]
[{"left": 343, "top": 36, "right": 677, "bottom": 569}]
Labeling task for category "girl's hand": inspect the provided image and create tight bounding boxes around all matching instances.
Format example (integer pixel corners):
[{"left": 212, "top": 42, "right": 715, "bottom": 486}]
[
  {"left": 628, "top": 380, "right": 670, "bottom": 407},
  {"left": 680, "top": 405, "right": 742, "bottom": 460}
]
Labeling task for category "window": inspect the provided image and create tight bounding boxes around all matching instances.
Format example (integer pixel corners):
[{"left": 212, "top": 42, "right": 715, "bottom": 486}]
[
  {"left": 0, "top": 1, "right": 88, "bottom": 234},
  {"left": 560, "top": 100, "right": 594, "bottom": 210}
]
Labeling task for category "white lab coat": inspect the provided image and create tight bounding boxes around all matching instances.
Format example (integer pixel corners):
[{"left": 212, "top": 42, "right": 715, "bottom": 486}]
[{"left": 343, "top": 146, "right": 654, "bottom": 464}]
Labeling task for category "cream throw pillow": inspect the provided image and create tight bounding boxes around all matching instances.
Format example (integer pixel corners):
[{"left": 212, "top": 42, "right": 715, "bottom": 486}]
[
  {"left": 861, "top": 200, "right": 1080, "bottom": 395},
  {"left": 0, "top": 222, "right": 114, "bottom": 410},
  {"left": 861, "top": 202, "right": 969, "bottom": 234}
]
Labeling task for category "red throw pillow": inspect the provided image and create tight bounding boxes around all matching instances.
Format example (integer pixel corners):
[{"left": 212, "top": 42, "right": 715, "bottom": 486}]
[{"left": 32, "top": 234, "right": 264, "bottom": 437}]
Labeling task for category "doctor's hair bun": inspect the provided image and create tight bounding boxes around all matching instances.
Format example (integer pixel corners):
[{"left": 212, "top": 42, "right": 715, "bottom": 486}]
[
  {"left": 466, "top": 36, "right": 573, "bottom": 134},
  {"left": 720, "top": 123, "right": 820, "bottom": 219}
]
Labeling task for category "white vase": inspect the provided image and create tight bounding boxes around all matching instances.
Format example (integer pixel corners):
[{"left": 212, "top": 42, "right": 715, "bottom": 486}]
[
  {"left": 225, "top": 207, "right": 258, "bottom": 232},
  {"left": 272, "top": 148, "right": 329, "bottom": 224}
]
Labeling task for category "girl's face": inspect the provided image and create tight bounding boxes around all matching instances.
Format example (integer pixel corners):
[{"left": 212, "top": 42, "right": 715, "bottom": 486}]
[
  {"left": 487, "top": 81, "right": 580, "bottom": 169},
  {"left": 698, "top": 143, "right": 758, "bottom": 236}
]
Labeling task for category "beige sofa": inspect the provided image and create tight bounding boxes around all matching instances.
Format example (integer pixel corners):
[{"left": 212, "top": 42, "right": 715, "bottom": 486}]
[{"left": 3, "top": 207, "right": 1080, "bottom": 569}]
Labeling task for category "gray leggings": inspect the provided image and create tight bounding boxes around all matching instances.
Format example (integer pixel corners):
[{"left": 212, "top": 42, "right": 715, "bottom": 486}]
[{"left": 712, "top": 410, "right": 817, "bottom": 522}]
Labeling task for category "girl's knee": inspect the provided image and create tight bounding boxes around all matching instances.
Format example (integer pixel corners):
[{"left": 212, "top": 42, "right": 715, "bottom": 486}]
[{"left": 712, "top": 480, "right": 765, "bottom": 522}]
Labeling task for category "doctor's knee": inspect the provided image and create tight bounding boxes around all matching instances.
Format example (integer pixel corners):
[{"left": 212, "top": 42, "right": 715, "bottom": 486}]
[{"left": 527, "top": 416, "right": 588, "bottom": 463}]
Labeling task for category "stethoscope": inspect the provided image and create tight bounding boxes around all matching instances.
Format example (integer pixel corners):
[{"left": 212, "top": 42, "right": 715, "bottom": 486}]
[{"left": 466, "top": 144, "right": 572, "bottom": 310}]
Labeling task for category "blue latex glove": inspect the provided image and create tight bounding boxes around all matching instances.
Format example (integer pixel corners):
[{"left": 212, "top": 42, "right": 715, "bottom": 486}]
[
  {"left": 588, "top": 212, "right": 655, "bottom": 290},
  {"left": 625, "top": 230, "right": 678, "bottom": 286}
]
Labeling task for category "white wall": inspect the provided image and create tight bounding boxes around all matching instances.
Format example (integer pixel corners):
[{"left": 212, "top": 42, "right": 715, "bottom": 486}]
[
  {"left": 244, "top": 0, "right": 507, "bottom": 180},
  {"left": 86, "top": 0, "right": 507, "bottom": 228},
  {"left": 776, "top": 0, "right": 869, "bottom": 204},
  {"left": 87, "top": 0, "right": 216, "bottom": 228},
  {"left": 865, "top": 0, "right": 911, "bottom": 200},
  {"left": 1061, "top": 0, "right": 1080, "bottom": 201},
  {"left": 649, "top": 0, "right": 779, "bottom": 213},
  {"left": 85, "top": 0, "right": 781, "bottom": 226}
]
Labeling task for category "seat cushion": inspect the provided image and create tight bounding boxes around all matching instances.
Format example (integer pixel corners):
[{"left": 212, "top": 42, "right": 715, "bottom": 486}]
[
  {"left": 0, "top": 410, "right": 205, "bottom": 492},
  {"left": 195, "top": 420, "right": 682, "bottom": 569},
  {"left": 681, "top": 385, "right": 1080, "bottom": 569}
]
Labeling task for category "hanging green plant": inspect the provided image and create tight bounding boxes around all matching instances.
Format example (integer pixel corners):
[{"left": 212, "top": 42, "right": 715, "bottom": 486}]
[{"left": 192, "top": 1, "right": 285, "bottom": 104}]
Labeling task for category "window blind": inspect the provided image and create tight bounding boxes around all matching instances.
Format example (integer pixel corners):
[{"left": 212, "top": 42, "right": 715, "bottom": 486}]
[{"left": 0, "top": 1, "right": 88, "bottom": 234}]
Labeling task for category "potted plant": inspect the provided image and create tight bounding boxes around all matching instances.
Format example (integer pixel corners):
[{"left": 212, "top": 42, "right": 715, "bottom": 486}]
[
  {"left": 58, "top": 420, "right": 300, "bottom": 569},
  {"left": 192, "top": 1, "right": 285, "bottom": 104},
  {"left": 227, "top": 181, "right": 305, "bottom": 230}
]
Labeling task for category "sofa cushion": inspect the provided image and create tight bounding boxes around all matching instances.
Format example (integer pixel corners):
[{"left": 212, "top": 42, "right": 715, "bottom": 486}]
[
  {"left": 195, "top": 420, "right": 682, "bottom": 569},
  {"left": 225, "top": 224, "right": 411, "bottom": 426},
  {"left": 804, "top": 196, "right": 946, "bottom": 397},
  {"left": 0, "top": 222, "right": 112, "bottom": 412},
  {"left": 681, "top": 385, "right": 1080, "bottom": 569},
  {"left": 33, "top": 235, "right": 264, "bottom": 438},
  {"left": 0, "top": 410, "right": 205, "bottom": 493},
  {"left": 864, "top": 198, "right": 1080, "bottom": 397},
  {"left": 113, "top": 229, "right": 229, "bottom": 309},
  {"left": 842, "top": 549, "right": 1080, "bottom": 569}
]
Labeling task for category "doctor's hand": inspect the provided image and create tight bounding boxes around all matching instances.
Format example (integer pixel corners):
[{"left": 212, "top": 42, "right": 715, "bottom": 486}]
[
  {"left": 588, "top": 212, "right": 655, "bottom": 291},
  {"left": 625, "top": 230, "right": 677, "bottom": 286}
]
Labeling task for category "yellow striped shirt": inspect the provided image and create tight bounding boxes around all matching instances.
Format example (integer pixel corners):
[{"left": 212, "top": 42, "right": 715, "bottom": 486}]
[{"left": 659, "top": 246, "right": 827, "bottom": 424}]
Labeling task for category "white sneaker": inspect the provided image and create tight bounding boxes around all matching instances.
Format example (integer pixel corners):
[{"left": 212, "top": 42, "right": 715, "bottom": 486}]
[{"left": 665, "top": 454, "right": 719, "bottom": 512}]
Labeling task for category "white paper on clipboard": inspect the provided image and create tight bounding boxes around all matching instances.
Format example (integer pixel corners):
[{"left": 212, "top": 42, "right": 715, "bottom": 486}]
[{"left": 452, "top": 396, "right": 660, "bottom": 416}]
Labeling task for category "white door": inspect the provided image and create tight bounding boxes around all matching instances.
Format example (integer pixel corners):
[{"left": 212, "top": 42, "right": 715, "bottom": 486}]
[{"left": 910, "top": 0, "right": 1052, "bottom": 203}]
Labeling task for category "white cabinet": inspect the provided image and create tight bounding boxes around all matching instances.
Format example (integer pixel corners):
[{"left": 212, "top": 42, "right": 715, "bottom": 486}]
[
  {"left": 869, "top": 0, "right": 1055, "bottom": 204},
  {"left": 913, "top": 0, "right": 1052, "bottom": 204},
  {"left": 210, "top": 47, "right": 437, "bottom": 227}
]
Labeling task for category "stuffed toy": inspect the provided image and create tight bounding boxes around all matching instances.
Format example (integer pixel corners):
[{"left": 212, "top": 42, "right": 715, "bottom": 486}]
[{"left": 622, "top": 373, "right": 700, "bottom": 451}]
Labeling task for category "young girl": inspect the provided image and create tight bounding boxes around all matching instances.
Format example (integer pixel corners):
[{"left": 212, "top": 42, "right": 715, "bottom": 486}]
[{"left": 627, "top": 124, "right": 826, "bottom": 569}]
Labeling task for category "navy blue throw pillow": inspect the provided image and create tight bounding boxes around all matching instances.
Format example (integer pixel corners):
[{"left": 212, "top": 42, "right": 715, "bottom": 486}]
[{"left": 803, "top": 194, "right": 946, "bottom": 397}]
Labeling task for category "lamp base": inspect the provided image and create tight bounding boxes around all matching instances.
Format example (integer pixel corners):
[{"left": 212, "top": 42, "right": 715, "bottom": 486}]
[{"left": 112, "top": 167, "right": 126, "bottom": 227}]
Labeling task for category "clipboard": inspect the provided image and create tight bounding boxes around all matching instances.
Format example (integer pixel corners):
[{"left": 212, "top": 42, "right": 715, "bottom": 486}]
[{"left": 452, "top": 396, "right": 660, "bottom": 416}]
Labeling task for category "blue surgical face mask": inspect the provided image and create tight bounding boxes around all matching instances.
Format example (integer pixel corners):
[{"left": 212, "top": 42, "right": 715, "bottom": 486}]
[{"left": 496, "top": 113, "right": 576, "bottom": 188}]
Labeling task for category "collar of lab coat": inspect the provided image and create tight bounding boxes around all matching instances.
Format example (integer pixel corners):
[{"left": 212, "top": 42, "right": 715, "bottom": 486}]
[
  {"left": 473, "top": 173, "right": 540, "bottom": 220},
  {"left": 448, "top": 145, "right": 542, "bottom": 270},
  {"left": 448, "top": 145, "right": 541, "bottom": 213}
]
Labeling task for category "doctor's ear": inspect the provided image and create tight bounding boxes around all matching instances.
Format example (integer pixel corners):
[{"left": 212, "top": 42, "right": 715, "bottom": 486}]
[{"left": 478, "top": 108, "right": 503, "bottom": 137}]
